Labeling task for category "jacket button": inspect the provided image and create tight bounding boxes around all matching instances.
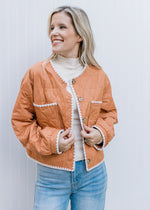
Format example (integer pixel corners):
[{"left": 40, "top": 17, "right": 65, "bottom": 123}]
[
  {"left": 72, "top": 79, "right": 76, "bottom": 84},
  {"left": 87, "top": 159, "right": 90, "bottom": 164},
  {"left": 78, "top": 97, "right": 83, "bottom": 102},
  {"left": 82, "top": 118, "right": 86, "bottom": 123}
]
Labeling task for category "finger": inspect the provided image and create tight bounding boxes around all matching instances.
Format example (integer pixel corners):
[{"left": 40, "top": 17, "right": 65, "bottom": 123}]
[
  {"left": 83, "top": 124, "right": 92, "bottom": 133},
  {"left": 84, "top": 139, "right": 93, "bottom": 147},
  {"left": 61, "top": 128, "right": 71, "bottom": 138},
  {"left": 66, "top": 133, "right": 75, "bottom": 144},
  {"left": 59, "top": 133, "right": 75, "bottom": 152},
  {"left": 60, "top": 133, "right": 74, "bottom": 145},
  {"left": 81, "top": 130, "right": 91, "bottom": 139},
  {"left": 84, "top": 139, "right": 88, "bottom": 144},
  {"left": 59, "top": 139, "right": 73, "bottom": 152},
  {"left": 61, "top": 133, "right": 74, "bottom": 148},
  {"left": 63, "top": 136, "right": 74, "bottom": 151},
  {"left": 63, "top": 144, "right": 72, "bottom": 152},
  {"left": 80, "top": 130, "right": 87, "bottom": 138}
]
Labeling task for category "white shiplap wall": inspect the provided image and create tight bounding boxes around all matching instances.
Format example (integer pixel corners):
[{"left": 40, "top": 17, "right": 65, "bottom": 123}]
[{"left": 0, "top": 0, "right": 150, "bottom": 209}]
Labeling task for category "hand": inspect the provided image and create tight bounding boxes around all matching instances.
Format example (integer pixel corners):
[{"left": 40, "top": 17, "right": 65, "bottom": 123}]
[
  {"left": 80, "top": 124, "right": 103, "bottom": 147},
  {"left": 58, "top": 128, "right": 75, "bottom": 152}
]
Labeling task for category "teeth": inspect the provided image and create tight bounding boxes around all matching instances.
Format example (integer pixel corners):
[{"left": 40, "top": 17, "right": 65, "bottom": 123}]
[{"left": 53, "top": 40, "right": 63, "bottom": 43}]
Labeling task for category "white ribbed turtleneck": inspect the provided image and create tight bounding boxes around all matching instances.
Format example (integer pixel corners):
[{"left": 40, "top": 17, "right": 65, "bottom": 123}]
[{"left": 51, "top": 55, "right": 85, "bottom": 161}]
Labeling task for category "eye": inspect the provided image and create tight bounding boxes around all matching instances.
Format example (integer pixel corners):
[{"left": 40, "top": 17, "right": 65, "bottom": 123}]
[
  {"left": 60, "top": 25, "right": 66, "bottom": 29},
  {"left": 50, "top": 26, "right": 54, "bottom": 31}
]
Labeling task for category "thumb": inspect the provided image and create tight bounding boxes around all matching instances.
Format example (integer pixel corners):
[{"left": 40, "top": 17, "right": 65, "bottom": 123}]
[
  {"left": 61, "top": 128, "right": 71, "bottom": 138},
  {"left": 83, "top": 124, "right": 92, "bottom": 133}
]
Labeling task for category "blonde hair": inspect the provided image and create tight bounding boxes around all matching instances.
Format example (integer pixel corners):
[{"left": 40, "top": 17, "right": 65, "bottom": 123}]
[{"left": 44, "top": 6, "right": 101, "bottom": 69}]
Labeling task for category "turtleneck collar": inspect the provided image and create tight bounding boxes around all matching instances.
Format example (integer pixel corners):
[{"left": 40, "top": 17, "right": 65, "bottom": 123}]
[
  {"left": 52, "top": 54, "right": 83, "bottom": 70},
  {"left": 56, "top": 54, "right": 79, "bottom": 63}
]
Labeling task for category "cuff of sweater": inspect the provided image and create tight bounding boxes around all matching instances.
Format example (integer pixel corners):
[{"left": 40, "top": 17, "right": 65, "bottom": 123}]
[
  {"left": 92, "top": 125, "right": 105, "bottom": 151},
  {"left": 56, "top": 129, "right": 64, "bottom": 154}
]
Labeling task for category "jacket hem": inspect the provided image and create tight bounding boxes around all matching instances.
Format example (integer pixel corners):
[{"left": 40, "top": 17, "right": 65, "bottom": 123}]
[
  {"left": 26, "top": 152, "right": 104, "bottom": 172},
  {"left": 26, "top": 153, "right": 75, "bottom": 172},
  {"left": 86, "top": 159, "right": 104, "bottom": 171}
]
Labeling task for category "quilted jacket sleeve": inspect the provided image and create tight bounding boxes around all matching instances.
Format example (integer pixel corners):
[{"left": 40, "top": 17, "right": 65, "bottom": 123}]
[
  {"left": 94, "top": 74, "right": 118, "bottom": 150},
  {"left": 11, "top": 69, "right": 62, "bottom": 156}
]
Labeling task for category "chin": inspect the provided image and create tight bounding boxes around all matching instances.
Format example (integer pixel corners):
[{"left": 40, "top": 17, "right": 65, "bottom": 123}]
[
  {"left": 52, "top": 49, "right": 61, "bottom": 54},
  {"left": 52, "top": 50, "right": 64, "bottom": 57}
]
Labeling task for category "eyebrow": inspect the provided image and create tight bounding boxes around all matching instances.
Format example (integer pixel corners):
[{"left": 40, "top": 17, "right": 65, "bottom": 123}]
[
  {"left": 50, "top": 22, "right": 67, "bottom": 26},
  {"left": 51, "top": 23, "right": 66, "bottom": 25}
]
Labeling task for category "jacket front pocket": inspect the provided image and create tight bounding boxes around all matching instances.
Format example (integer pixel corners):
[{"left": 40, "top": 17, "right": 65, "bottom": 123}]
[
  {"left": 33, "top": 102, "right": 63, "bottom": 129},
  {"left": 88, "top": 101, "right": 102, "bottom": 127}
]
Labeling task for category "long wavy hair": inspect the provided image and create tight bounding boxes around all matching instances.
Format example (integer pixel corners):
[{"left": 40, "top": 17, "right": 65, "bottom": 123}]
[{"left": 43, "top": 6, "right": 101, "bottom": 69}]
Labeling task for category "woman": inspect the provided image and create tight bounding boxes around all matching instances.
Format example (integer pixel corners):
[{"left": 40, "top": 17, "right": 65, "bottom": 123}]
[{"left": 11, "top": 6, "right": 118, "bottom": 210}]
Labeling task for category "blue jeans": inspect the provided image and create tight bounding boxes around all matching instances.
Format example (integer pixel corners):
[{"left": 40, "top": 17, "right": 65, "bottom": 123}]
[{"left": 34, "top": 160, "right": 107, "bottom": 210}]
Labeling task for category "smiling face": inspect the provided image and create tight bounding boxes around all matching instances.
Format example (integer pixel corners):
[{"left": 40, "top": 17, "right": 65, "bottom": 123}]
[{"left": 50, "top": 12, "right": 82, "bottom": 58}]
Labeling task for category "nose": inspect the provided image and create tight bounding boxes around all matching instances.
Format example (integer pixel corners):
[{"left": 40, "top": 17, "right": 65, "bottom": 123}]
[{"left": 50, "top": 27, "right": 59, "bottom": 36}]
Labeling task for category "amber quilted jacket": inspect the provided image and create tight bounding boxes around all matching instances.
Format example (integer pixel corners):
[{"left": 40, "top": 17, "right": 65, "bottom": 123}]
[{"left": 11, "top": 61, "right": 118, "bottom": 171}]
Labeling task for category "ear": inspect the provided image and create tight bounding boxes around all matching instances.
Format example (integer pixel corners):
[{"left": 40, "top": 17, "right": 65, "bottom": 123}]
[{"left": 77, "top": 35, "right": 83, "bottom": 43}]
